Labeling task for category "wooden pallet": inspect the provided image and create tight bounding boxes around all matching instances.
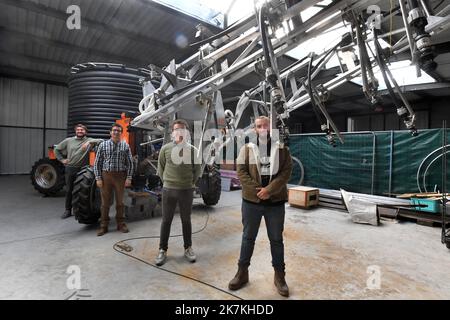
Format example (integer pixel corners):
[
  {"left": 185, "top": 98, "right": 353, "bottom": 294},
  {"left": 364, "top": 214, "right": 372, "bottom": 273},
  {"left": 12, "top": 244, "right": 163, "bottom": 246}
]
[{"left": 396, "top": 208, "right": 450, "bottom": 226}]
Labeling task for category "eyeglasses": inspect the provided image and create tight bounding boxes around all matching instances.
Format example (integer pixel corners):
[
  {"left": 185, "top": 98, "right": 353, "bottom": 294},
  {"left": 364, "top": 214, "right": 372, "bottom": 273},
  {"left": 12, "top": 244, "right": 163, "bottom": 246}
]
[{"left": 111, "top": 129, "right": 122, "bottom": 132}]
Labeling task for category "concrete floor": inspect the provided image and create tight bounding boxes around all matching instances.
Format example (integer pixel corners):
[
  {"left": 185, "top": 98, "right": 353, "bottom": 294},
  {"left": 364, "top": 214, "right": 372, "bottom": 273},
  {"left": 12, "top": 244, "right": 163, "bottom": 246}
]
[{"left": 1, "top": 175, "right": 450, "bottom": 300}]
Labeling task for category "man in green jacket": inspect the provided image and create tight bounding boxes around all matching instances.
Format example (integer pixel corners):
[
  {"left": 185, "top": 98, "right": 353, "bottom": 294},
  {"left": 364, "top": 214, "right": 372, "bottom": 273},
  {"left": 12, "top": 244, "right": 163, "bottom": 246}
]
[
  {"left": 54, "top": 124, "right": 103, "bottom": 219},
  {"left": 228, "top": 116, "right": 293, "bottom": 297},
  {"left": 155, "top": 119, "right": 202, "bottom": 266}
]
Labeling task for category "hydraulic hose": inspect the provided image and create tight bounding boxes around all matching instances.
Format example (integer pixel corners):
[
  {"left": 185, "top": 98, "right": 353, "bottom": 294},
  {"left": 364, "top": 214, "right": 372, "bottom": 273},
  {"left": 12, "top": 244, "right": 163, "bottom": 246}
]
[
  {"left": 373, "top": 31, "right": 403, "bottom": 108},
  {"left": 258, "top": 7, "right": 273, "bottom": 70},
  {"left": 305, "top": 55, "right": 323, "bottom": 126}
]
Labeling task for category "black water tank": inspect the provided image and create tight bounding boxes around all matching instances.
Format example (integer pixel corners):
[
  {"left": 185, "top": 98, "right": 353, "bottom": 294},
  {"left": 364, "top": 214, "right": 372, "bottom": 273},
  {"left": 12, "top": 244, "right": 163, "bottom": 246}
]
[{"left": 68, "top": 63, "right": 149, "bottom": 139}]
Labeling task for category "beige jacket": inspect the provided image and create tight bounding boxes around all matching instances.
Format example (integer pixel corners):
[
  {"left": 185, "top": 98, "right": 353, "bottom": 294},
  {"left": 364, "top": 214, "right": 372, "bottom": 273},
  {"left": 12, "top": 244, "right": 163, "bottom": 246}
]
[{"left": 237, "top": 142, "right": 292, "bottom": 203}]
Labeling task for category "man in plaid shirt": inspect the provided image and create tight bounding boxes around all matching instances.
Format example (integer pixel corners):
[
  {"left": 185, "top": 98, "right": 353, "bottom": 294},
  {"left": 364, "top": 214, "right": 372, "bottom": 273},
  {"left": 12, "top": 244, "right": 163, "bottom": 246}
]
[{"left": 94, "top": 123, "right": 134, "bottom": 236}]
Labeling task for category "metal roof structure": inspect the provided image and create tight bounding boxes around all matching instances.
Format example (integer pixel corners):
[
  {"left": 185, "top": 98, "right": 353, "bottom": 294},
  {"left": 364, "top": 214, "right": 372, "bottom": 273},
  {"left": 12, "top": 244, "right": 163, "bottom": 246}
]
[
  {"left": 0, "top": 0, "right": 222, "bottom": 83},
  {"left": 0, "top": 0, "right": 449, "bottom": 116}
]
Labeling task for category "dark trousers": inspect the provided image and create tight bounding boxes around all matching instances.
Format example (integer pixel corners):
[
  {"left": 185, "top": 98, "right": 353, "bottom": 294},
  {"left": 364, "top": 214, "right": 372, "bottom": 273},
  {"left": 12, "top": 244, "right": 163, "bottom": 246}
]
[
  {"left": 159, "top": 188, "right": 194, "bottom": 251},
  {"left": 65, "top": 166, "right": 82, "bottom": 210},
  {"left": 238, "top": 200, "right": 286, "bottom": 271},
  {"left": 100, "top": 171, "right": 127, "bottom": 227}
]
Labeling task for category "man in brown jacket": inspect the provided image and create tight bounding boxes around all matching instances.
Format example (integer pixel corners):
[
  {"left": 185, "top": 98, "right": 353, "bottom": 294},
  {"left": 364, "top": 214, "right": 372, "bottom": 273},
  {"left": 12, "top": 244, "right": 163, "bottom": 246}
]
[{"left": 228, "top": 116, "right": 293, "bottom": 297}]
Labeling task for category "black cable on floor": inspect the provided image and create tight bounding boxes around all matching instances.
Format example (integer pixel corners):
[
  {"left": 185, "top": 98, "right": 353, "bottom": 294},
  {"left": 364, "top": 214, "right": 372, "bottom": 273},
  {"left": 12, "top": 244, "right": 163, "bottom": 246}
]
[{"left": 112, "top": 205, "right": 243, "bottom": 300}]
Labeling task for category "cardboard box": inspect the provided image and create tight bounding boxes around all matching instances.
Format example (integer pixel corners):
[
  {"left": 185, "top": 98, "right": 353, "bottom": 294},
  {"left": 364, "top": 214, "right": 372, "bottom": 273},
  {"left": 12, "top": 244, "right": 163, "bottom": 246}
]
[{"left": 288, "top": 186, "right": 319, "bottom": 208}]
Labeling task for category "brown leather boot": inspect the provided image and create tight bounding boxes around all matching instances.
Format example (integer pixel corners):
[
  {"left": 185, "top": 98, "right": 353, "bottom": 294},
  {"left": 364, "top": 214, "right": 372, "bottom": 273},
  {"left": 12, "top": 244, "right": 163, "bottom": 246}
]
[
  {"left": 274, "top": 269, "right": 289, "bottom": 297},
  {"left": 97, "top": 226, "right": 108, "bottom": 236},
  {"left": 117, "top": 223, "right": 129, "bottom": 233},
  {"left": 99, "top": 206, "right": 110, "bottom": 237},
  {"left": 228, "top": 266, "right": 249, "bottom": 290}
]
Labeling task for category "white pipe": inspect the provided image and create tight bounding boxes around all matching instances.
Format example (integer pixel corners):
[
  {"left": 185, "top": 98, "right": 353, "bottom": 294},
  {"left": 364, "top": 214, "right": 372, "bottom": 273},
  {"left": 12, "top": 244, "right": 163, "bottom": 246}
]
[
  {"left": 139, "top": 93, "right": 155, "bottom": 113},
  {"left": 417, "top": 144, "right": 450, "bottom": 192}
]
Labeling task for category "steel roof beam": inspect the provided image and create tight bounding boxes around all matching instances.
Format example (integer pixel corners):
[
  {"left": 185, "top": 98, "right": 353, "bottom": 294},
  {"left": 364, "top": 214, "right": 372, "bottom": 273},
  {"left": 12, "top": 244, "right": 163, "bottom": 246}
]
[
  {"left": 0, "top": 27, "right": 147, "bottom": 68},
  {"left": 0, "top": 0, "right": 180, "bottom": 53}
]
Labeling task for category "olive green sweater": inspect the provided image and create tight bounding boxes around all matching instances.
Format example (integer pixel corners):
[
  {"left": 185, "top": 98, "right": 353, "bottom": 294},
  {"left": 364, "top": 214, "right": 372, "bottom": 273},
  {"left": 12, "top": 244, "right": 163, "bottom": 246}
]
[
  {"left": 157, "top": 142, "right": 202, "bottom": 189},
  {"left": 54, "top": 136, "right": 103, "bottom": 167}
]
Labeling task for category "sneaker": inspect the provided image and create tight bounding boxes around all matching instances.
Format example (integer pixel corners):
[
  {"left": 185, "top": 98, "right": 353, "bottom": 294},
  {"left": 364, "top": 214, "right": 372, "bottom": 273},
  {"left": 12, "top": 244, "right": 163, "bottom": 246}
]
[
  {"left": 61, "top": 210, "right": 72, "bottom": 219},
  {"left": 184, "top": 247, "right": 196, "bottom": 263},
  {"left": 155, "top": 249, "right": 167, "bottom": 266}
]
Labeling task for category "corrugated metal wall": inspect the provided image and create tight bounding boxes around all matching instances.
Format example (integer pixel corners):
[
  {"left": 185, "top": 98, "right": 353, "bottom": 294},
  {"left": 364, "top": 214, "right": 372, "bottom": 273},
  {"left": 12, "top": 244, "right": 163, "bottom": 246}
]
[
  {"left": 0, "top": 78, "right": 45, "bottom": 127},
  {"left": 45, "top": 85, "right": 68, "bottom": 129},
  {"left": 0, "top": 77, "right": 68, "bottom": 174}
]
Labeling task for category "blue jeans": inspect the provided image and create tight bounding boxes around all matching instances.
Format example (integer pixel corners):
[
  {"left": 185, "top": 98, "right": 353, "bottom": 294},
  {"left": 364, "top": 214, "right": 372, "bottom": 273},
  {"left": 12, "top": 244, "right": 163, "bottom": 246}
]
[{"left": 238, "top": 200, "right": 285, "bottom": 271}]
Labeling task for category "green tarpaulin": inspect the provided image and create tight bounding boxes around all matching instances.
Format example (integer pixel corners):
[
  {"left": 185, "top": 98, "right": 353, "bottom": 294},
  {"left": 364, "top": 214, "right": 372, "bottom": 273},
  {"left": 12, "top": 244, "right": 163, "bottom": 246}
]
[{"left": 289, "top": 129, "right": 450, "bottom": 196}]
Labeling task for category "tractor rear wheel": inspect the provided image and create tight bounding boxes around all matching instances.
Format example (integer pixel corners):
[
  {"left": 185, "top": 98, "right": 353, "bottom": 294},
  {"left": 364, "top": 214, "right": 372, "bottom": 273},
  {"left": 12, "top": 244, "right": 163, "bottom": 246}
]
[
  {"left": 72, "top": 166, "right": 101, "bottom": 224},
  {"left": 30, "top": 158, "right": 65, "bottom": 195}
]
